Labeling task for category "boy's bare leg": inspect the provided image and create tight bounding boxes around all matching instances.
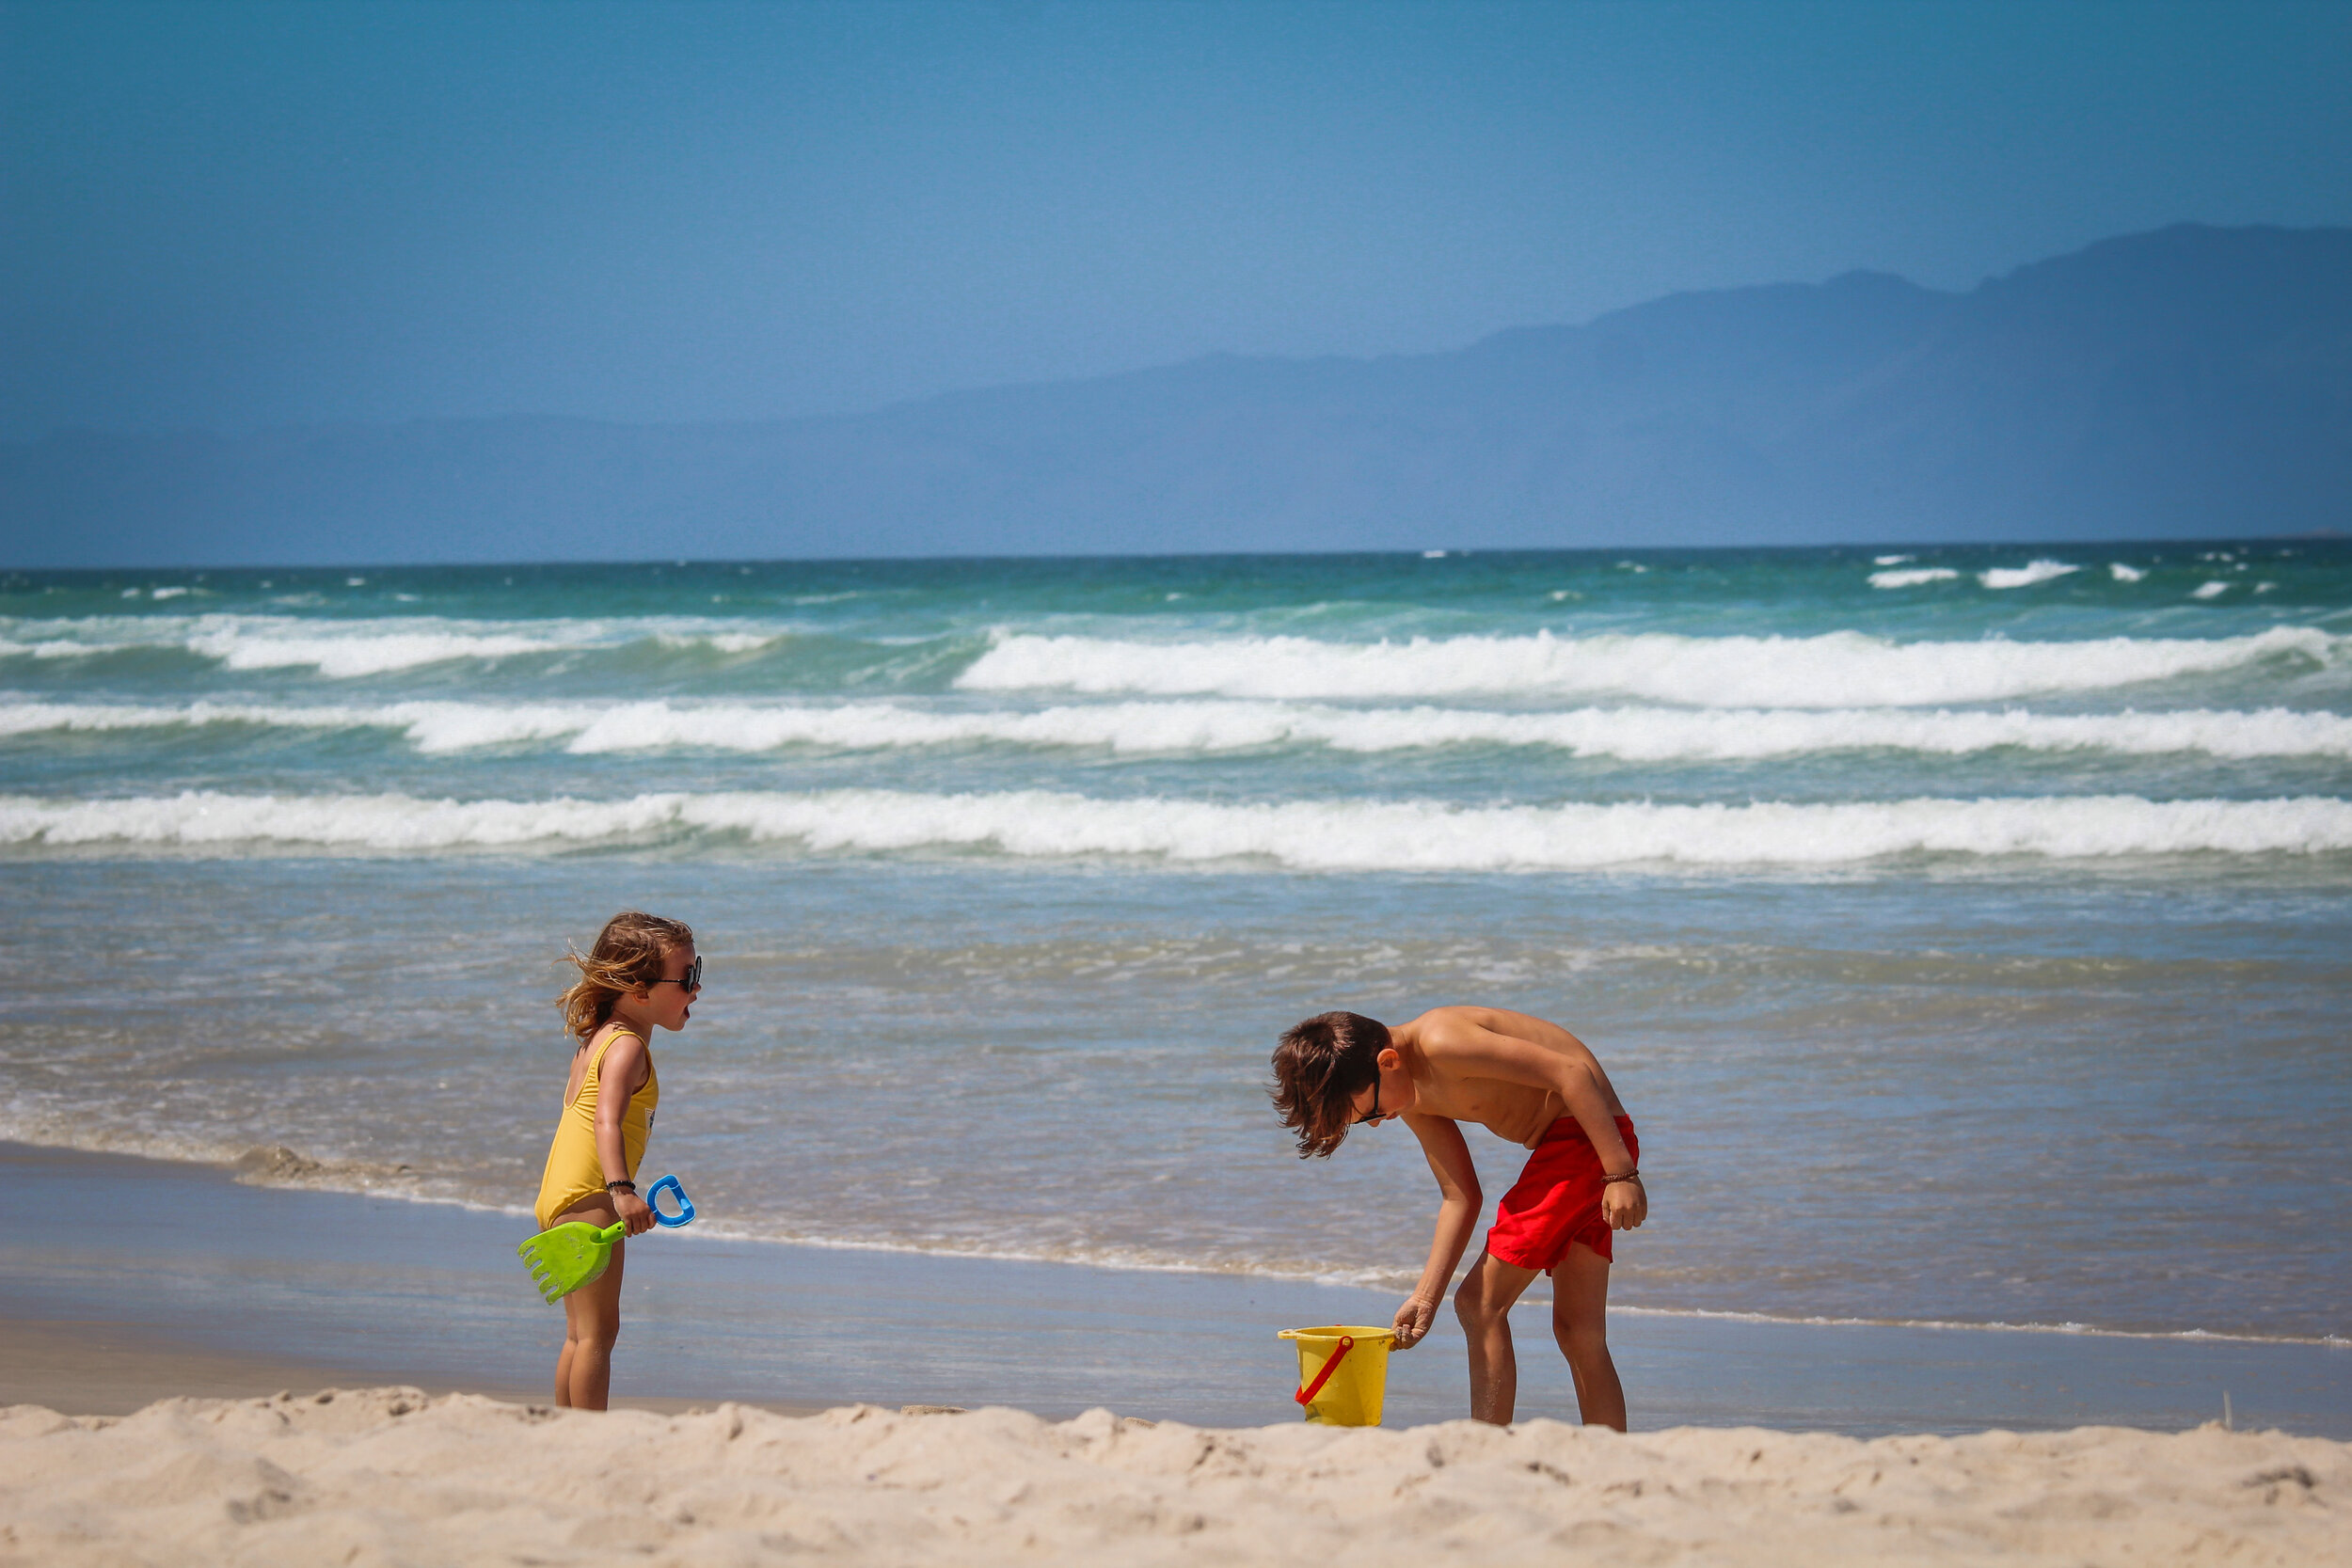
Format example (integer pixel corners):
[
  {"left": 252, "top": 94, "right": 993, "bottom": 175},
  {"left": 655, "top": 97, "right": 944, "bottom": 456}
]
[
  {"left": 555, "top": 1232, "right": 626, "bottom": 1411},
  {"left": 1549, "top": 1241, "right": 1626, "bottom": 1430},
  {"left": 1453, "top": 1250, "right": 1541, "bottom": 1424}
]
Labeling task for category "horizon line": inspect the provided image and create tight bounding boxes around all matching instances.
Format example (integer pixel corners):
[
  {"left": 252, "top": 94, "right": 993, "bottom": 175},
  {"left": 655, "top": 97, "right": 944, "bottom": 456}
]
[{"left": 6, "top": 531, "right": 2344, "bottom": 578}]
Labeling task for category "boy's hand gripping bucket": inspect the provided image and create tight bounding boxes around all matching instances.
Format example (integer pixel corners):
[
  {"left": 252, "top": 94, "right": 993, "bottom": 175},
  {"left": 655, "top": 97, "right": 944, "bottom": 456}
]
[{"left": 1277, "top": 1325, "right": 1396, "bottom": 1426}]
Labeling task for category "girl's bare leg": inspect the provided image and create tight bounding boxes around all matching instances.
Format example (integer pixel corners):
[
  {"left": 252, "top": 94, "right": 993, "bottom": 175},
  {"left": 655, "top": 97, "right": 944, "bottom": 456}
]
[
  {"left": 551, "top": 1202, "right": 627, "bottom": 1411},
  {"left": 1549, "top": 1241, "right": 1625, "bottom": 1430},
  {"left": 1452, "top": 1250, "right": 1541, "bottom": 1425}
]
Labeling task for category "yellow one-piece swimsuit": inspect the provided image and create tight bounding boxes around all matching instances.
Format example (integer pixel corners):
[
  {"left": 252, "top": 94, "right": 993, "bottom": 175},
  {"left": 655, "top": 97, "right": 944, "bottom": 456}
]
[{"left": 532, "top": 1029, "right": 660, "bottom": 1230}]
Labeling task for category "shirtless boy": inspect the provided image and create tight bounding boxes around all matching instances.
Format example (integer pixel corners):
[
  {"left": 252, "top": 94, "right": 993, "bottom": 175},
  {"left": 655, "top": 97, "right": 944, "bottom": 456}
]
[{"left": 1270, "top": 1007, "right": 1646, "bottom": 1428}]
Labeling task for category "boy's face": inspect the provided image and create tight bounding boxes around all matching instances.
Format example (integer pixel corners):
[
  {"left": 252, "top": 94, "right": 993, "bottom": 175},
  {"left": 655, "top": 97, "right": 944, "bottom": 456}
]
[
  {"left": 1346, "top": 1046, "right": 1414, "bottom": 1127},
  {"left": 635, "top": 943, "right": 701, "bottom": 1032}
]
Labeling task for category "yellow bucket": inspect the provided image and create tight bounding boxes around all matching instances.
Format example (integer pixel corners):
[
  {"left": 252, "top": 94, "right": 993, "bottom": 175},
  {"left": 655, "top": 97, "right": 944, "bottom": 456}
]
[{"left": 1278, "top": 1325, "right": 1396, "bottom": 1426}]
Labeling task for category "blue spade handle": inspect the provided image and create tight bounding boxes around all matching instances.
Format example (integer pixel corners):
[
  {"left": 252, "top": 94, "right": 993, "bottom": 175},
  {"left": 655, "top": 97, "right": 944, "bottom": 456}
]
[{"left": 644, "top": 1174, "right": 695, "bottom": 1227}]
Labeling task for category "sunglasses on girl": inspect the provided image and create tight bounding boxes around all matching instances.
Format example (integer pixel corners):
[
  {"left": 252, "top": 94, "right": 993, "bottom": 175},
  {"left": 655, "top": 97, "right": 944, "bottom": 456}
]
[{"left": 653, "top": 956, "right": 703, "bottom": 991}]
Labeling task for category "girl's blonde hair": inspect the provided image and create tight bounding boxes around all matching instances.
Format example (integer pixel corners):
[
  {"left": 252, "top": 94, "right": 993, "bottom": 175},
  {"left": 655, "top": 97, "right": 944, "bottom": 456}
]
[{"left": 558, "top": 911, "right": 695, "bottom": 1041}]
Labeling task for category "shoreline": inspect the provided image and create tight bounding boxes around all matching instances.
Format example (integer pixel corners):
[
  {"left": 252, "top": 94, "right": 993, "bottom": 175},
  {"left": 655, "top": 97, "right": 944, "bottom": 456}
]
[
  {"left": 11, "top": 1133, "right": 2336, "bottom": 1350},
  {"left": 5, "top": 1140, "right": 2347, "bottom": 1435},
  {"left": 0, "top": 1314, "right": 830, "bottom": 1420}
]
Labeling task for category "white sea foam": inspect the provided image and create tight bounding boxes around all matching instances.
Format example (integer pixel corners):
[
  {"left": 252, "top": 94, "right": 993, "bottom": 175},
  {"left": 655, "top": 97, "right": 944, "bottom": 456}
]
[
  {"left": 656, "top": 631, "right": 777, "bottom": 654},
  {"left": 1249, "top": 705, "right": 2352, "bottom": 762},
  {"left": 0, "top": 614, "right": 793, "bottom": 676},
  {"left": 183, "top": 624, "right": 563, "bottom": 677},
  {"left": 1868, "top": 567, "right": 1960, "bottom": 588},
  {"left": 2110, "top": 563, "right": 2148, "bottom": 583},
  {"left": 8, "top": 698, "right": 2352, "bottom": 762},
  {"left": 1979, "top": 560, "right": 2081, "bottom": 589},
  {"left": 0, "top": 638, "right": 134, "bottom": 660},
  {"left": 4, "top": 788, "right": 2345, "bottom": 866},
  {"left": 957, "top": 626, "right": 2341, "bottom": 706},
  {"left": 0, "top": 700, "right": 585, "bottom": 752},
  {"left": 2193, "top": 581, "right": 2232, "bottom": 600}
]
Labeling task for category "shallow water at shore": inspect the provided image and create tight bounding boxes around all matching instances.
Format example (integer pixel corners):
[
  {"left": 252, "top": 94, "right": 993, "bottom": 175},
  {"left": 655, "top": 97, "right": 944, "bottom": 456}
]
[
  {"left": 2, "top": 857, "right": 2345, "bottom": 1342},
  {"left": 7, "top": 1142, "right": 2346, "bottom": 1434}
]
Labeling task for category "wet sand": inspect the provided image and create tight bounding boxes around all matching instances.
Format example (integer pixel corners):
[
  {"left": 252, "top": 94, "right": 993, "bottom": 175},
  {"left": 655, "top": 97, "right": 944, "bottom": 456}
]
[
  {"left": 0, "top": 1317, "right": 370, "bottom": 1417},
  {"left": 0, "top": 1315, "right": 822, "bottom": 1420}
]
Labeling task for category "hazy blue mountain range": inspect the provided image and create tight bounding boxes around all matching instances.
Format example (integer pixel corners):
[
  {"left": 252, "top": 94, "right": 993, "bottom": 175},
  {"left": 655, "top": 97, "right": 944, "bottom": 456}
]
[{"left": 6, "top": 223, "right": 2346, "bottom": 566}]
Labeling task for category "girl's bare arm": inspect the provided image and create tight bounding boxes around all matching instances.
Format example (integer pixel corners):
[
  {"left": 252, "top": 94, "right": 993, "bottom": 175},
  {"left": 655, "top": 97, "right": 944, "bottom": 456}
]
[
  {"left": 1391, "top": 1113, "right": 1483, "bottom": 1347},
  {"left": 593, "top": 1032, "right": 656, "bottom": 1234}
]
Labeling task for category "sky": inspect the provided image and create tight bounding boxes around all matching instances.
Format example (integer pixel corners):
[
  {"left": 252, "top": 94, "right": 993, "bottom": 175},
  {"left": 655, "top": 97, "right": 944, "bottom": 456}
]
[{"left": 3, "top": 0, "right": 2348, "bottom": 440}]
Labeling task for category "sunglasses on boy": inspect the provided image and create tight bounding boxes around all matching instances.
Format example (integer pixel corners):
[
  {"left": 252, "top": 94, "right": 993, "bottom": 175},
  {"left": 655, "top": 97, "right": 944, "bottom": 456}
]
[
  {"left": 1352, "top": 1074, "right": 1391, "bottom": 1127},
  {"left": 652, "top": 956, "right": 703, "bottom": 991}
]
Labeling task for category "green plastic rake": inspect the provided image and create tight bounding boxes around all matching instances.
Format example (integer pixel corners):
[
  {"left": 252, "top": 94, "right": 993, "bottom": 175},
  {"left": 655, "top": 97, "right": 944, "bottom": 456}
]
[
  {"left": 518, "top": 1220, "right": 627, "bottom": 1303},
  {"left": 516, "top": 1175, "right": 694, "bottom": 1303}
]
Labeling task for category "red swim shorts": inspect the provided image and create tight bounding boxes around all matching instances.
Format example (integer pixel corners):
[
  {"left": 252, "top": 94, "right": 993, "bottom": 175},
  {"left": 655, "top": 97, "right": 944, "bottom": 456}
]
[{"left": 1485, "top": 1115, "right": 1638, "bottom": 1272}]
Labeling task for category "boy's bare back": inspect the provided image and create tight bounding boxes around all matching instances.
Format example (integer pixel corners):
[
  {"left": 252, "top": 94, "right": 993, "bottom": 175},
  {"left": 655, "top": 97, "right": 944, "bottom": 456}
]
[{"left": 1389, "top": 1006, "right": 1629, "bottom": 1148}]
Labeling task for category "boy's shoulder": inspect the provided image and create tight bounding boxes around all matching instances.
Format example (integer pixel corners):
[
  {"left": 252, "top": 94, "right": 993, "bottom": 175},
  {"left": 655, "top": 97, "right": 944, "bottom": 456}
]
[
  {"left": 1400, "top": 1005, "right": 1499, "bottom": 1043},
  {"left": 1393, "top": 1007, "right": 1486, "bottom": 1076},
  {"left": 1416, "top": 1004, "right": 1564, "bottom": 1037},
  {"left": 1403, "top": 1006, "right": 1576, "bottom": 1069}
]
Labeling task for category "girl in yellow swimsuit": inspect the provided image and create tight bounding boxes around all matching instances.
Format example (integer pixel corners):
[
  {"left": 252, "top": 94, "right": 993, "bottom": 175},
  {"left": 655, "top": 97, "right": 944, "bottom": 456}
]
[{"left": 535, "top": 910, "right": 700, "bottom": 1410}]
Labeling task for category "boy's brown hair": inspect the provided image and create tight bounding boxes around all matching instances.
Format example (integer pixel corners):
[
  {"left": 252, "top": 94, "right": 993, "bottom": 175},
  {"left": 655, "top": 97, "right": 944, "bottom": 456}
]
[
  {"left": 1269, "top": 1010, "right": 1390, "bottom": 1158},
  {"left": 557, "top": 911, "right": 695, "bottom": 1041}
]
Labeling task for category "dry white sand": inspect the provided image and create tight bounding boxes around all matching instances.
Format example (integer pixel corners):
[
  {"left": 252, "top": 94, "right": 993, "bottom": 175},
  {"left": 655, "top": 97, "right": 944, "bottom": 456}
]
[{"left": 2, "top": 1387, "right": 2342, "bottom": 1566}]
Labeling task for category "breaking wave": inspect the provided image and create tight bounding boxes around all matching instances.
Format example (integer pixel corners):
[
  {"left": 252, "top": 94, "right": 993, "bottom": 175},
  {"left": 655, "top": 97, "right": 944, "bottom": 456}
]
[
  {"left": 4, "top": 788, "right": 2346, "bottom": 868},
  {"left": 1978, "top": 560, "right": 2082, "bottom": 590},
  {"left": 956, "top": 626, "right": 2341, "bottom": 706},
  {"left": 0, "top": 614, "right": 793, "bottom": 678},
  {"left": 6, "top": 698, "right": 2352, "bottom": 761}
]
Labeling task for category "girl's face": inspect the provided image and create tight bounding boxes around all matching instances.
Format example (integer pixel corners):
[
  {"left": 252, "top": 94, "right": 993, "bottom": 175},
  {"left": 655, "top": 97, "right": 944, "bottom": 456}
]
[{"left": 637, "top": 943, "right": 701, "bottom": 1031}]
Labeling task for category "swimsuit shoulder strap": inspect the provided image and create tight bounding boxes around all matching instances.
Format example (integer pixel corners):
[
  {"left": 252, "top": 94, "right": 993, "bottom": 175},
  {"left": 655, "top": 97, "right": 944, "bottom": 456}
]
[
  {"left": 566, "top": 1027, "right": 645, "bottom": 1108},
  {"left": 588, "top": 1027, "right": 644, "bottom": 1069},
  {"left": 589, "top": 1027, "right": 648, "bottom": 1084}
]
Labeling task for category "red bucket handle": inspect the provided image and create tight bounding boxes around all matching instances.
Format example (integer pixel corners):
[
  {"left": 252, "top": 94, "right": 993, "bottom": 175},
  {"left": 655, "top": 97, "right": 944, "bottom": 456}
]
[{"left": 1294, "top": 1335, "right": 1355, "bottom": 1406}]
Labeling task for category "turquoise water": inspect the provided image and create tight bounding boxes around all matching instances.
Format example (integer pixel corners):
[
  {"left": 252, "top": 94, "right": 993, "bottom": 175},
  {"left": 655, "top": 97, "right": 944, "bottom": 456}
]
[{"left": 1, "top": 543, "right": 2346, "bottom": 1342}]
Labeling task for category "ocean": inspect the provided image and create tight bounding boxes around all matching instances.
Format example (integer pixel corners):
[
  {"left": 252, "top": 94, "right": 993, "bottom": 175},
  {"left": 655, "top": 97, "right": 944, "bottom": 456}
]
[{"left": 1, "top": 543, "right": 2346, "bottom": 1349}]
